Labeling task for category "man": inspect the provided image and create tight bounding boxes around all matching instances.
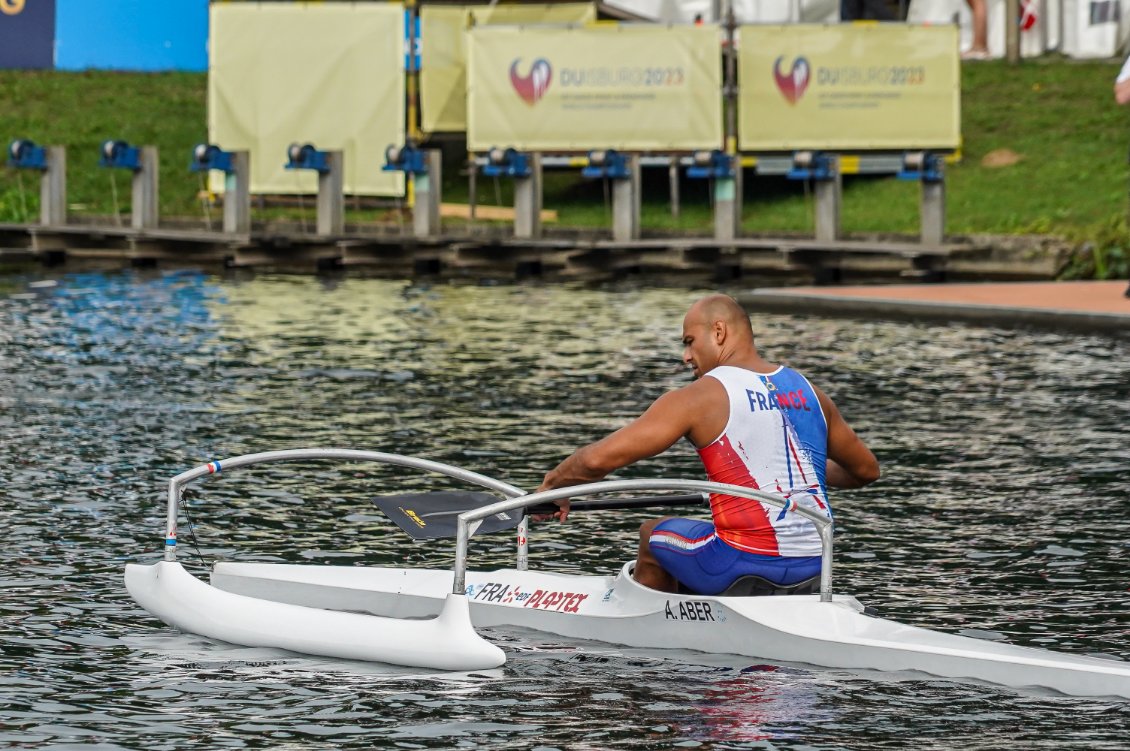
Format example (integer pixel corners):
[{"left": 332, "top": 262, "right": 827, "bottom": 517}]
[{"left": 536, "top": 294, "right": 880, "bottom": 594}]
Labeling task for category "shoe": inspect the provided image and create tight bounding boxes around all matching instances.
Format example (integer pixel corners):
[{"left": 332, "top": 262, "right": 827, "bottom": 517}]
[{"left": 962, "top": 49, "right": 991, "bottom": 60}]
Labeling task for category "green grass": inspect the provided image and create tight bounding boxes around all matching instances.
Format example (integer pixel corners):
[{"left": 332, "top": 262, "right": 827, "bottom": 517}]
[
  {"left": 949, "top": 58, "right": 1129, "bottom": 235},
  {"left": 1, "top": 61, "right": 1128, "bottom": 278},
  {"left": 0, "top": 71, "right": 207, "bottom": 222}
]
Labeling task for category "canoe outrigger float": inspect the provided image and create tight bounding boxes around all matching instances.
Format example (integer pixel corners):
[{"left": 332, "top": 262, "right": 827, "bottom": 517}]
[{"left": 124, "top": 449, "right": 1130, "bottom": 699}]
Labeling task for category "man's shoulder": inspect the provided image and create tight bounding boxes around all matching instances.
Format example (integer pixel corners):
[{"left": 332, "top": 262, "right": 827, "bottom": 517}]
[
  {"left": 657, "top": 375, "right": 726, "bottom": 407},
  {"left": 678, "top": 375, "right": 730, "bottom": 411},
  {"left": 657, "top": 376, "right": 730, "bottom": 449}
]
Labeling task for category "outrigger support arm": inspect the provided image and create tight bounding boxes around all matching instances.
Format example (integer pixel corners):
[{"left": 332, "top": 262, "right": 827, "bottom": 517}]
[
  {"left": 162, "top": 448, "right": 525, "bottom": 562},
  {"left": 157, "top": 451, "right": 834, "bottom": 602},
  {"left": 455, "top": 479, "right": 836, "bottom": 603}
]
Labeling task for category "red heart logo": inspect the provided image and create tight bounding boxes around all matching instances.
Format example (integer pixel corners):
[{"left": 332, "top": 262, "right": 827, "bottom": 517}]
[
  {"left": 510, "top": 58, "right": 552, "bottom": 105},
  {"left": 773, "top": 56, "right": 810, "bottom": 105}
]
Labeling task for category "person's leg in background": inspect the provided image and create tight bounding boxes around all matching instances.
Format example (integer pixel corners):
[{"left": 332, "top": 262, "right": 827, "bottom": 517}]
[{"left": 963, "top": 0, "right": 990, "bottom": 59}]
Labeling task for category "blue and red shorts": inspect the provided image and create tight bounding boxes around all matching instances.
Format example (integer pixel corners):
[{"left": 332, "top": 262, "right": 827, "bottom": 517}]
[{"left": 648, "top": 518, "right": 821, "bottom": 595}]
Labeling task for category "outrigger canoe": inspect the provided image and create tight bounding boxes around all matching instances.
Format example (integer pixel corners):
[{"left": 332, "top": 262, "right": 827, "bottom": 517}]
[{"left": 124, "top": 449, "right": 1130, "bottom": 699}]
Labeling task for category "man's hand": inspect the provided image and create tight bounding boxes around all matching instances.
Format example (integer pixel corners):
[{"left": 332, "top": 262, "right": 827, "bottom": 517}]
[
  {"left": 529, "top": 480, "right": 570, "bottom": 522},
  {"left": 530, "top": 498, "right": 570, "bottom": 523}
]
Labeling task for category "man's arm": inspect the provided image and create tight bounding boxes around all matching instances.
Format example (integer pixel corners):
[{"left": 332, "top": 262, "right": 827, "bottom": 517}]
[
  {"left": 1116, "top": 78, "right": 1130, "bottom": 105},
  {"left": 536, "top": 379, "right": 723, "bottom": 519},
  {"left": 815, "top": 387, "right": 880, "bottom": 489}
]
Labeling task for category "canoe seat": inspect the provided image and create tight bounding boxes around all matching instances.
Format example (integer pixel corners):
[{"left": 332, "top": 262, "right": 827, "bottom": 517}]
[{"left": 718, "top": 574, "right": 819, "bottom": 597}]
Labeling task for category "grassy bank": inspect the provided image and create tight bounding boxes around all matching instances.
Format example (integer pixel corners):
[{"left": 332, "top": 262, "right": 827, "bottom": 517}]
[
  {"left": 1, "top": 61, "right": 1127, "bottom": 277},
  {"left": 0, "top": 71, "right": 207, "bottom": 221}
]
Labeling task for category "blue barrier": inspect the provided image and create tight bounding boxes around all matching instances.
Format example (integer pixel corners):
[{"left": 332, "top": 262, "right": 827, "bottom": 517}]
[
  {"left": 7, "top": 139, "right": 48, "bottom": 170},
  {"left": 286, "top": 143, "right": 335, "bottom": 174},
  {"left": 582, "top": 150, "right": 631, "bottom": 180},
  {"left": 686, "top": 150, "right": 735, "bottom": 180},
  {"left": 384, "top": 144, "right": 430, "bottom": 176},
  {"left": 786, "top": 151, "right": 836, "bottom": 182},
  {"left": 896, "top": 152, "right": 945, "bottom": 184},
  {"left": 190, "top": 144, "right": 235, "bottom": 174},
  {"left": 482, "top": 148, "right": 532, "bottom": 179},
  {"left": 99, "top": 140, "right": 142, "bottom": 171}
]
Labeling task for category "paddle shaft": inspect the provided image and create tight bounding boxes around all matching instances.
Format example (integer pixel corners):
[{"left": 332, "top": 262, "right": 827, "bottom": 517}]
[
  {"left": 527, "top": 493, "right": 707, "bottom": 516},
  {"left": 372, "top": 491, "right": 709, "bottom": 540}
]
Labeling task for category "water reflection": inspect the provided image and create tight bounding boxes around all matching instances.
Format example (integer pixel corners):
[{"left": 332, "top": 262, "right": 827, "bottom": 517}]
[
  {"left": 687, "top": 665, "right": 830, "bottom": 743},
  {"left": 1, "top": 270, "right": 1128, "bottom": 749}
]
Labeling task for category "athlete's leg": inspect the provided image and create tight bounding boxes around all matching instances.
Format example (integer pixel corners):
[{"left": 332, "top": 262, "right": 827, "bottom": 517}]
[
  {"left": 634, "top": 516, "right": 677, "bottom": 592},
  {"left": 643, "top": 518, "right": 723, "bottom": 593}
]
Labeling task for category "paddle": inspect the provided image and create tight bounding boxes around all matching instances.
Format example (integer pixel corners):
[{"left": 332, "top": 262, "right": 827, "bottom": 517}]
[{"left": 372, "top": 490, "right": 707, "bottom": 540}]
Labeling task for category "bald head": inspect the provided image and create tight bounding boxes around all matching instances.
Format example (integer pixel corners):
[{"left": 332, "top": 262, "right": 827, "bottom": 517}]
[
  {"left": 686, "top": 294, "right": 754, "bottom": 340},
  {"left": 681, "top": 294, "right": 761, "bottom": 377}
]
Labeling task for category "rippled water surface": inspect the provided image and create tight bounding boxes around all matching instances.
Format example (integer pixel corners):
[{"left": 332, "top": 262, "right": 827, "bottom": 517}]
[{"left": 1, "top": 270, "right": 1128, "bottom": 749}]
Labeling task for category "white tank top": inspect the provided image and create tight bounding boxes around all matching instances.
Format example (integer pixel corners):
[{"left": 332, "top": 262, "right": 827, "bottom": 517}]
[{"left": 697, "top": 365, "right": 832, "bottom": 556}]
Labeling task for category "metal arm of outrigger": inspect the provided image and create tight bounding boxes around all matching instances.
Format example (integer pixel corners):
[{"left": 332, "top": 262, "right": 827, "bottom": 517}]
[
  {"left": 455, "top": 478, "right": 835, "bottom": 603},
  {"left": 162, "top": 448, "right": 525, "bottom": 561},
  {"left": 156, "top": 450, "right": 834, "bottom": 604}
]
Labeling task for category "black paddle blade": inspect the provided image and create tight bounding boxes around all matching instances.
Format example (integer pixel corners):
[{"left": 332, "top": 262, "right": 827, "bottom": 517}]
[{"left": 372, "top": 491, "right": 523, "bottom": 540}]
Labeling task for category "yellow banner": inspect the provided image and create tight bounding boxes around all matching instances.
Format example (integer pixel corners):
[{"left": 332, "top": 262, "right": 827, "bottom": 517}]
[
  {"left": 209, "top": 3, "right": 405, "bottom": 197},
  {"left": 467, "top": 24, "right": 722, "bottom": 152},
  {"left": 421, "top": 3, "right": 597, "bottom": 133},
  {"left": 739, "top": 24, "right": 960, "bottom": 151}
]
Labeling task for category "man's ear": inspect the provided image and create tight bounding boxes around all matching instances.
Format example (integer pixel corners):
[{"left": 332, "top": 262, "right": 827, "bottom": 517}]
[{"left": 713, "top": 320, "right": 726, "bottom": 343}]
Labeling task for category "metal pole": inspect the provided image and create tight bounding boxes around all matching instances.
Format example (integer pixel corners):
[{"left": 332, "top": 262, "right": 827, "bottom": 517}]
[
  {"left": 223, "top": 150, "right": 251, "bottom": 235},
  {"left": 413, "top": 149, "right": 442, "bottom": 237},
  {"left": 405, "top": 0, "right": 420, "bottom": 212},
  {"left": 164, "top": 479, "right": 180, "bottom": 562},
  {"left": 721, "top": 1, "right": 741, "bottom": 233},
  {"left": 611, "top": 156, "right": 641, "bottom": 242},
  {"left": 516, "top": 517, "right": 529, "bottom": 571},
  {"left": 132, "top": 146, "right": 160, "bottom": 230},
  {"left": 316, "top": 151, "right": 345, "bottom": 236},
  {"left": 818, "top": 522, "right": 833, "bottom": 601},
  {"left": 723, "top": 1, "right": 737, "bottom": 156},
  {"left": 1005, "top": 0, "right": 1020, "bottom": 63},
  {"left": 406, "top": 0, "right": 420, "bottom": 143},
  {"left": 41, "top": 146, "right": 67, "bottom": 227},
  {"left": 669, "top": 160, "right": 680, "bottom": 220},
  {"left": 468, "top": 155, "right": 477, "bottom": 222},
  {"left": 454, "top": 519, "right": 471, "bottom": 594},
  {"left": 921, "top": 178, "right": 945, "bottom": 245},
  {"left": 514, "top": 153, "right": 542, "bottom": 239}
]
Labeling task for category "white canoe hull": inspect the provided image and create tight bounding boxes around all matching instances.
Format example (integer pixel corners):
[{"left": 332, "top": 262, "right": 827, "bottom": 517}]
[{"left": 188, "top": 559, "right": 1130, "bottom": 699}]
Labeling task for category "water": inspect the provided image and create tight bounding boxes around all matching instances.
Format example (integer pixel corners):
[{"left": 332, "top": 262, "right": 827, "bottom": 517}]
[{"left": 1, "top": 270, "right": 1128, "bottom": 750}]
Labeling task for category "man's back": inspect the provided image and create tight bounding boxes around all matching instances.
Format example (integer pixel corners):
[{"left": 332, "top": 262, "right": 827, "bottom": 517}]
[{"left": 697, "top": 364, "right": 831, "bottom": 558}]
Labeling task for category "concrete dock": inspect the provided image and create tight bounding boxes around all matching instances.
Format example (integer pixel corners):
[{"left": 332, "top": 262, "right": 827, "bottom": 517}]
[
  {"left": 0, "top": 220, "right": 1069, "bottom": 285},
  {"left": 3, "top": 221, "right": 1121, "bottom": 333},
  {"left": 742, "top": 281, "right": 1130, "bottom": 333}
]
